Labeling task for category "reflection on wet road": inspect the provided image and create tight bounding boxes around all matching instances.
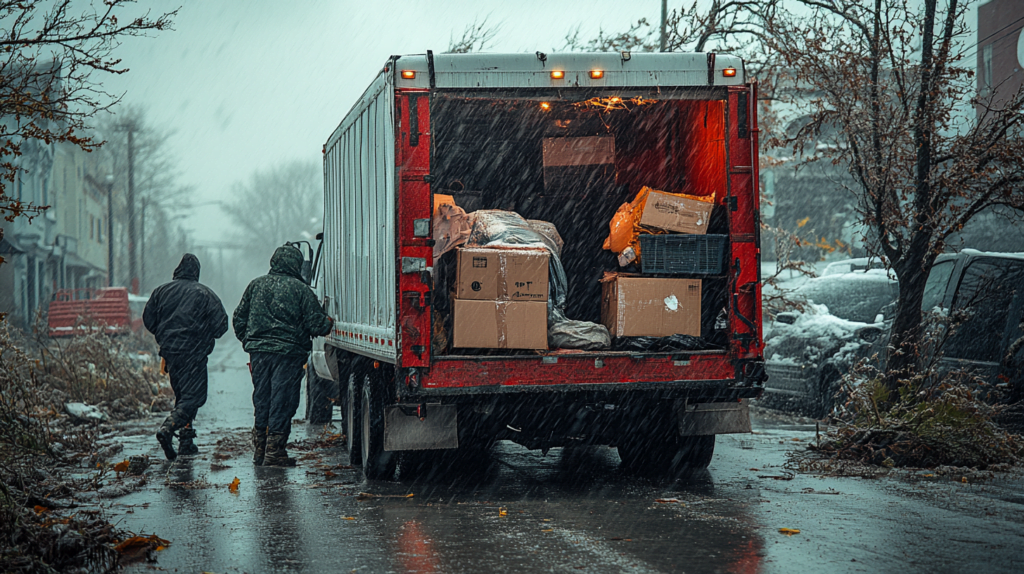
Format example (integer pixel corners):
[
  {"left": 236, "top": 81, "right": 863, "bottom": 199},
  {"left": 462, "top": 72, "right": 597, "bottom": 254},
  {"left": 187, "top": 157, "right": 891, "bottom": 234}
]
[{"left": 109, "top": 344, "right": 1024, "bottom": 573}]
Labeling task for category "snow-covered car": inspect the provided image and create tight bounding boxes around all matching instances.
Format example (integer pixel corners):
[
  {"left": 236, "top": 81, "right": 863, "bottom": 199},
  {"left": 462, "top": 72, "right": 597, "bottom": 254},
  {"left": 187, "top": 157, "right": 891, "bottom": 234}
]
[
  {"left": 821, "top": 257, "right": 892, "bottom": 278},
  {"left": 763, "top": 270, "right": 898, "bottom": 417}
]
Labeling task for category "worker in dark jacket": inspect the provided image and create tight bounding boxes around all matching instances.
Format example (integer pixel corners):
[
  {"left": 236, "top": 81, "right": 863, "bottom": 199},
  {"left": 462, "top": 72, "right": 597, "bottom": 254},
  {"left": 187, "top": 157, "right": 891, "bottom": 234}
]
[
  {"left": 143, "top": 253, "right": 229, "bottom": 461},
  {"left": 233, "top": 245, "right": 333, "bottom": 466}
]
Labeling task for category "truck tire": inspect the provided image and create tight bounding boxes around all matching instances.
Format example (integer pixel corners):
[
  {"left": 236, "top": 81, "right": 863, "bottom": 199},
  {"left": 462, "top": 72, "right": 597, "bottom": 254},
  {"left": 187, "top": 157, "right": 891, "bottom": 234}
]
[
  {"left": 360, "top": 372, "right": 397, "bottom": 480},
  {"left": 305, "top": 358, "right": 334, "bottom": 424},
  {"left": 618, "top": 420, "right": 716, "bottom": 477},
  {"left": 345, "top": 373, "right": 362, "bottom": 465}
]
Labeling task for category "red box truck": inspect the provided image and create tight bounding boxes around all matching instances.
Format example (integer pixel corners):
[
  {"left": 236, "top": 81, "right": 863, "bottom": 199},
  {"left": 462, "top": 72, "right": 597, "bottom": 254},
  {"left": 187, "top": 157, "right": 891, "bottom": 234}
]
[{"left": 308, "top": 51, "right": 766, "bottom": 479}]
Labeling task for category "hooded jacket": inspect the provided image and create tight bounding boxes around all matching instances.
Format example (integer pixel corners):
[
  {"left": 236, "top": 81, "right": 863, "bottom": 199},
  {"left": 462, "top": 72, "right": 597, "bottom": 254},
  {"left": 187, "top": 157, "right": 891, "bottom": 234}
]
[
  {"left": 143, "top": 254, "right": 229, "bottom": 356},
  {"left": 232, "top": 246, "right": 333, "bottom": 356}
]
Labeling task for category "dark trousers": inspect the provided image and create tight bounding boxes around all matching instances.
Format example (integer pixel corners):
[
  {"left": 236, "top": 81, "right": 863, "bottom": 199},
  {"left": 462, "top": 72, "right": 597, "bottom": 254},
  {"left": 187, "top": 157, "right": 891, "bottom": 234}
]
[
  {"left": 163, "top": 353, "right": 209, "bottom": 429},
  {"left": 250, "top": 352, "right": 306, "bottom": 436}
]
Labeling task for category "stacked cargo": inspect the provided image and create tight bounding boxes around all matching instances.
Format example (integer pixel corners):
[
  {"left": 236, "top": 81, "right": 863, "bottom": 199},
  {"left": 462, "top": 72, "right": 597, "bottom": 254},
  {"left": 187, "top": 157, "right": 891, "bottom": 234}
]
[
  {"left": 451, "top": 247, "right": 550, "bottom": 350},
  {"left": 601, "top": 187, "right": 724, "bottom": 340}
]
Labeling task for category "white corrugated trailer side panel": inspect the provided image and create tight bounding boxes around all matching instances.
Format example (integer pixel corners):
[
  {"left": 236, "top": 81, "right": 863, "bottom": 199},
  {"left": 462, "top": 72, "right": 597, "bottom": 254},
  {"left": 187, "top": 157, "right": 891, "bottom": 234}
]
[{"left": 323, "top": 69, "right": 397, "bottom": 362}]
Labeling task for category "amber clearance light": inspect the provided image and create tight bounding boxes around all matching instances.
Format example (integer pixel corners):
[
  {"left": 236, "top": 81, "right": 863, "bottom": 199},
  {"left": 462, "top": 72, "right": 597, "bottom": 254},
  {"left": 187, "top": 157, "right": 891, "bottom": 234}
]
[
  {"left": 539, "top": 102, "right": 551, "bottom": 111},
  {"left": 550, "top": 70, "right": 565, "bottom": 79},
  {"left": 401, "top": 70, "right": 416, "bottom": 79},
  {"left": 590, "top": 70, "right": 604, "bottom": 79},
  {"left": 722, "top": 67, "right": 737, "bottom": 77}
]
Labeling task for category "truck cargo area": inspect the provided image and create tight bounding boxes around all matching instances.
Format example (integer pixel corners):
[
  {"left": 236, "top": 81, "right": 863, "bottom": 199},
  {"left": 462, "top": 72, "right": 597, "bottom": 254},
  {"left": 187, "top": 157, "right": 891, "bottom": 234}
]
[{"left": 430, "top": 92, "right": 732, "bottom": 356}]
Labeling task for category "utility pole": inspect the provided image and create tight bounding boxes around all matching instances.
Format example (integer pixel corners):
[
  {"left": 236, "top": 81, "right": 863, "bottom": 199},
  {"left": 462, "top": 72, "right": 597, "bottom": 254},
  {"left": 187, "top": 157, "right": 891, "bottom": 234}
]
[
  {"left": 660, "top": 0, "right": 668, "bottom": 52},
  {"left": 126, "top": 124, "right": 138, "bottom": 294}
]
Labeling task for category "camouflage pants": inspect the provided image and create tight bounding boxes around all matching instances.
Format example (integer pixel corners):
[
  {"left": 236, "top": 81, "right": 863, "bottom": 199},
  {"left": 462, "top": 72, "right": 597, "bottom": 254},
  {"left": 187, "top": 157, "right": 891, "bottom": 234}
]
[{"left": 250, "top": 352, "right": 305, "bottom": 436}]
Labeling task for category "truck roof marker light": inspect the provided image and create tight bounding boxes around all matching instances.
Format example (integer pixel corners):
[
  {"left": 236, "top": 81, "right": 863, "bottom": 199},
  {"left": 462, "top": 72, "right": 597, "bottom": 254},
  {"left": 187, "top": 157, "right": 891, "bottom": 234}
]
[
  {"left": 401, "top": 70, "right": 416, "bottom": 79},
  {"left": 722, "top": 67, "right": 737, "bottom": 77},
  {"left": 539, "top": 102, "right": 551, "bottom": 111},
  {"left": 550, "top": 70, "right": 564, "bottom": 80},
  {"left": 590, "top": 70, "right": 604, "bottom": 79}
]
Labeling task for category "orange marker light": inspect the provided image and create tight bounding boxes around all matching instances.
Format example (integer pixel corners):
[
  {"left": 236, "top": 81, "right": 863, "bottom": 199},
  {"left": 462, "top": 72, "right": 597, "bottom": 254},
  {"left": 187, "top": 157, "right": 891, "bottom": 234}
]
[
  {"left": 590, "top": 70, "right": 604, "bottom": 79},
  {"left": 550, "top": 70, "right": 565, "bottom": 79},
  {"left": 401, "top": 70, "right": 416, "bottom": 79},
  {"left": 539, "top": 102, "right": 551, "bottom": 111},
  {"left": 722, "top": 67, "right": 737, "bottom": 77}
]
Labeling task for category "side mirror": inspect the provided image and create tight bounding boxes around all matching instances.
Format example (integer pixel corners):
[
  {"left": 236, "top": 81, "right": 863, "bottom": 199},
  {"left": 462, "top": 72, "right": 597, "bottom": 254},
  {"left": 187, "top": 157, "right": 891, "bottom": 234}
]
[
  {"left": 300, "top": 260, "right": 312, "bottom": 285},
  {"left": 775, "top": 312, "right": 798, "bottom": 325},
  {"left": 857, "top": 326, "right": 883, "bottom": 343}
]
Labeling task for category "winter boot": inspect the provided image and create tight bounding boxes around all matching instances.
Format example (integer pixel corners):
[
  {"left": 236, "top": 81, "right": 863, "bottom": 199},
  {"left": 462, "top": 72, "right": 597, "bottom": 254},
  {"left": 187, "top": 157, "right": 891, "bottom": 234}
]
[
  {"left": 155, "top": 417, "right": 177, "bottom": 461},
  {"left": 178, "top": 424, "right": 199, "bottom": 456},
  {"left": 252, "top": 427, "right": 268, "bottom": 466},
  {"left": 263, "top": 433, "right": 296, "bottom": 467}
]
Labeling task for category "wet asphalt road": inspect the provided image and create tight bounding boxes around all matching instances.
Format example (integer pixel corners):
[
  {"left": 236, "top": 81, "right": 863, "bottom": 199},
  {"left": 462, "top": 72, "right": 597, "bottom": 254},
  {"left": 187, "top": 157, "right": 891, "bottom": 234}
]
[{"left": 101, "top": 344, "right": 1024, "bottom": 573}]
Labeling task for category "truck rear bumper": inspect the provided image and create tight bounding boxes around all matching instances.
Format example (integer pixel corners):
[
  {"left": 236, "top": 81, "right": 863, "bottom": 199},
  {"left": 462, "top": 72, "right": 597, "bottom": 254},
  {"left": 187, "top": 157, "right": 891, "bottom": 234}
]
[{"left": 408, "top": 353, "right": 764, "bottom": 400}]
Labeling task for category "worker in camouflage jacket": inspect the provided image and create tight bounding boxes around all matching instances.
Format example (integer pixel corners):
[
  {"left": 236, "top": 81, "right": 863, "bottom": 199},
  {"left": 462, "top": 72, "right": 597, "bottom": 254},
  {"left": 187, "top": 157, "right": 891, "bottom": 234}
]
[
  {"left": 233, "top": 245, "right": 333, "bottom": 466},
  {"left": 143, "top": 253, "right": 229, "bottom": 461}
]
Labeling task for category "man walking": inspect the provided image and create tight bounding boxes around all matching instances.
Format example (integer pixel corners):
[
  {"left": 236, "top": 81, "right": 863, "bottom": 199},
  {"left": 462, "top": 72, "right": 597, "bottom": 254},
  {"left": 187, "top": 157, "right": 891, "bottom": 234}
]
[
  {"left": 143, "top": 253, "right": 229, "bottom": 461},
  {"left": 233, "top": 245, "right": 333, "bottom": 467}
]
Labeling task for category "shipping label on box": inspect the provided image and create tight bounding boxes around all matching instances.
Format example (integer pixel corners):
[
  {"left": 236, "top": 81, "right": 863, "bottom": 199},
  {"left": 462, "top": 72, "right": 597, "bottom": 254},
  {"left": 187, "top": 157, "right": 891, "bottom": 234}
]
[
  {"left": 456, "top": 248, "right": 549, "bottom": 302},
  {"left": 452, "top": 299, "right": 549, "bottom": 349},
  {"left": 601, "top": 275, "right": 702, "bottom": 338},
  {"left": 639, "top": 189, "right": 714, "bottom": 235}
]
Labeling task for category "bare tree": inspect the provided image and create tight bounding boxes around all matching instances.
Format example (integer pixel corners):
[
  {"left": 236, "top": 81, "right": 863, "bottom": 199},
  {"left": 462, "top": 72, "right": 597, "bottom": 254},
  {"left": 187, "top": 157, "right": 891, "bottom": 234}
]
[
  {"left": 563, "top": 1, "right": 778, "bottom": 69},
  {"left": 446, "top": 17, "right": 501, "bottom": 54},
  {"left": 767, "top": 0, "right": 1024, "bottom": 387},
  {"left": 0, "top": 0, "right": 176, "bottom": 223},
  {"left": 223, "top": 160, "right": 323, "bottom": 267}
]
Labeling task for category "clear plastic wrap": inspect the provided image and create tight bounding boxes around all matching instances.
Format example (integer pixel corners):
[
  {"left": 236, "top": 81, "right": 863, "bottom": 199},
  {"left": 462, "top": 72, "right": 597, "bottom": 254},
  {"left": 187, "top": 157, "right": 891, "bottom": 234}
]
[{"left": 466, "top": 210, "right": 610, "bottom": 350}]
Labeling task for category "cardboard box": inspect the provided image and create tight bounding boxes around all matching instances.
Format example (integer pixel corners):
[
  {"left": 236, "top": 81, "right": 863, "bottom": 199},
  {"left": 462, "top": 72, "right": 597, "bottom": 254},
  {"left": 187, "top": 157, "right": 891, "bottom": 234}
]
[
  {"left": 456, "top": 248, "right": 549, "bottom": 302},
  {"left": 601, "top": 275, "right": 702, "bottom": 338},
  {"left": 639, "top": 189, "right": 713, "bottom": 235},
  {"left": 542, "top": 136, "right": 617, "bottom": 191},
  {"left": 452, "top": 299, "right": 548, "bottom": 349}
]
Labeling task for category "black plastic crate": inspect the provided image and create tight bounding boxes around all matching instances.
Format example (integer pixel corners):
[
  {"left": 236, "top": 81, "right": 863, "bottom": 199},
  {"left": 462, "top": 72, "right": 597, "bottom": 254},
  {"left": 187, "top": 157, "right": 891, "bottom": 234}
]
[{"left": 639, "top": 234, "right": 728, "bottom": 275}]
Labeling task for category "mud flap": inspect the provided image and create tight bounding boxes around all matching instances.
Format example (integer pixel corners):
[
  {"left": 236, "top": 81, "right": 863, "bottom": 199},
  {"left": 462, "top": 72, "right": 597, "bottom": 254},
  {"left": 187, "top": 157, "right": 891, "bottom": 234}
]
[
  {"left": 384, "top": 404, "right": 459, "bottom": 451},
  {"left": 676, "top": 400, "right": 751, "bottom": 436}
]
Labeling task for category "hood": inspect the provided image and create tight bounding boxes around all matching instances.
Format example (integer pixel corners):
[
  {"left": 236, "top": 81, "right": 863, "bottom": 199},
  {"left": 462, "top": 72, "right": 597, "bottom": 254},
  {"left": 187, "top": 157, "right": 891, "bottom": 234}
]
[
  {"left": 269, "top": 245, "right": 303, "bottom": 279},
  {"left": 172, "top": 253, "right": 200, "bottom": 281}
]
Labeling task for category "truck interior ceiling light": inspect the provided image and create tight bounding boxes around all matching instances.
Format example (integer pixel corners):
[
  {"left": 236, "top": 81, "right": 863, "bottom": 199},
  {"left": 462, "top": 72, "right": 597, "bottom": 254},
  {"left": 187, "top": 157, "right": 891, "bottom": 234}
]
[
  {"left": 722, "top": 67, "right": 737, "bottom": 77},
  {"left": 401, "top": 70, "right": 416, "bottom": 79},
  {"left": 590, "top": 70, "right": 604, "bottom": 79},
  {"left": 550, "top": 70, "right": 565, "bottom": 79}
]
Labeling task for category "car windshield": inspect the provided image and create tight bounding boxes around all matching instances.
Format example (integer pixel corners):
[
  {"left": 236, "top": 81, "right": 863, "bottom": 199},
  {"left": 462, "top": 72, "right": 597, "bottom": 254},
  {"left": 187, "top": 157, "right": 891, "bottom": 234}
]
[{"left": 792, "top": 274, "right": 898, "bottom": 323}]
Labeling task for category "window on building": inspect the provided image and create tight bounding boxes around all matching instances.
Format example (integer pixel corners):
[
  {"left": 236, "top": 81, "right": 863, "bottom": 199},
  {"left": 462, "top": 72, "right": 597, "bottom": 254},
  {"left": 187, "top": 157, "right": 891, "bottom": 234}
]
[
  {"left": 98, "top": 218, "right": 103, "bottom": 243},
  {"left": 90, "top": 215, "right": 95, "bottom": 240},
  {"left": 983, "top": 44, "right": 994, "bottom": 91}
]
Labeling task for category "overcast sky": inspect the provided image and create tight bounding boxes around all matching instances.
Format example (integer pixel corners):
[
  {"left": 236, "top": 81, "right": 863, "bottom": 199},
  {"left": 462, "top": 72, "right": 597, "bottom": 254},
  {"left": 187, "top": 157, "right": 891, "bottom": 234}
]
[
  {"left": 102, "top": 0, "right": 655, "bottom": 243},
  {"left": 102, "top": 0, "right": 982, "bottom": 245}
]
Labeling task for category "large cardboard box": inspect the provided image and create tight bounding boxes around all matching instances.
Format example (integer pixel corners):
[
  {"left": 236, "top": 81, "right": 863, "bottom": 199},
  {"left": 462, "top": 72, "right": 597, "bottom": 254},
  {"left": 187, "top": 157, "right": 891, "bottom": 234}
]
[
  {"left": 541, "top": 136, "right": 616, "bottom": 191},
  {"left": 452, "top": 299, "right": 548, "bottom": 349},
  {"left": 601, "top": 275, "right": 702, "bottom": 338},
  {"left": 456, "top": 248, "right": 549, "bottom": 302},
  {"left": 639, "top": 189, "right": 713, "bottom": 235}
]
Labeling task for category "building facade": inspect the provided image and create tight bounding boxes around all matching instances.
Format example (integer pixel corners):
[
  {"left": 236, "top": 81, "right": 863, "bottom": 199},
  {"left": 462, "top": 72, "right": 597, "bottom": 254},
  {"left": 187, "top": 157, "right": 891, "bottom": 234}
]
[
  {"left": 977, "top": 0, "right": 1024, "bottom": 111},
  {"left": 0, "top": 142, "right": 112, "bottom": 329}
]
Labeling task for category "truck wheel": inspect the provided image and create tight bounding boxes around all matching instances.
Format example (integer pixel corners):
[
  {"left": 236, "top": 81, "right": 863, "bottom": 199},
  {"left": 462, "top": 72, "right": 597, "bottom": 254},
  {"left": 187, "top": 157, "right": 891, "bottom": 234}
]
[
  {"left": 618, "top": 430, "right": 715, "bottom": 477},
  {"left": 360, "top": 372, "right": 396, "bottom": 480},
  {"left": 305, "top": 358, "right": 334, "bottom": 424},
  {"left": 345, "top": 373, "right": 362, "bottom": 465}
]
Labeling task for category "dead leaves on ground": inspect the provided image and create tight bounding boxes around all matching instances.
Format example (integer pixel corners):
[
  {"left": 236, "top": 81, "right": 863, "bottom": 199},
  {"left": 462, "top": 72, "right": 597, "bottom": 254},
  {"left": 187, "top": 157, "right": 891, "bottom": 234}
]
[{"left": 228, "top": 477, "right": 240, "bottom": 494}]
